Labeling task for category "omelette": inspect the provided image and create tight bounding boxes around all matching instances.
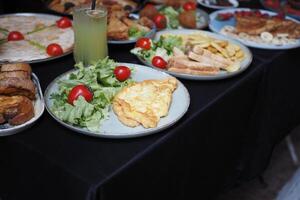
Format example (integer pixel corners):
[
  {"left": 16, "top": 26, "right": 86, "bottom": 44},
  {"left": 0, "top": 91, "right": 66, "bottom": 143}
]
[{"left": 112, "top": 78, "right": 178, "bottom": 128}]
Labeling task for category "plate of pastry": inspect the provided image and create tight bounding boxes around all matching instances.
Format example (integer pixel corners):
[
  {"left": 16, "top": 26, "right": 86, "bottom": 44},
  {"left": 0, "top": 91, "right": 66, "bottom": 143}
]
[
  {"left": 0, "top": 63, "right": 45, "bottom": 136},
  {"left": 44, "top": 58, "right": 190, "bottom": 138},
  {"left": 209, "top": 8, "right": 300, "bottom": 49}
]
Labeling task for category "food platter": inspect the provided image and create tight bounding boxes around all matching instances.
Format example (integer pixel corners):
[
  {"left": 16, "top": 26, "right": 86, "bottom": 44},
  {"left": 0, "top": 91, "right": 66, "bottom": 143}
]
[
  {"left": 152, "top": 5, "right": 209, "bottom": 30},
  {"left": 0, "top": 73, "right": 45, "bottom": 137},
  {"left": 209, "top": 8, "right": 300, "bottom": 49},
  {"left": 260, "top": 0, "right": 300, "bottom": 20},
  {"left": 135, "top": 29, "right": 252, "bottom": 81},
  {"left": 197, "top": 0, "right": 239, "bottom": 9},
  {"left": 0, "top": 13, "right": 74, "bottom": 64},
  {"left": 44, "top": 63, "right": 190, "bottom": 139},
  {"left": 107, "top": 14, "right": 156, "bottom": 44}
]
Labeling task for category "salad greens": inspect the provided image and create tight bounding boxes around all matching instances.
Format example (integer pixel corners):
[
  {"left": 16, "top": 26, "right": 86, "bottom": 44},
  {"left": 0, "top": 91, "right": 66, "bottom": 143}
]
[
  {"left": 130, "top": 35, "right": 183, "bottom": 63},
  {"left": 50, "top": 57, "right": 133, "bottom": 132},
  {"left": 159, "top": 6, "right": 180, "bottom": 29},
  {"left": 128, "top": 27, "right": 147, "bottom": 39}
]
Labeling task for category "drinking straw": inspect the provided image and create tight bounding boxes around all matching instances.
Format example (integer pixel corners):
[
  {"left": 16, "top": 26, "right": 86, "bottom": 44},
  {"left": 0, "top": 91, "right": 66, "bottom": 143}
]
[{"left": 91, "top": 0, "right": 96, "bottom": 10}]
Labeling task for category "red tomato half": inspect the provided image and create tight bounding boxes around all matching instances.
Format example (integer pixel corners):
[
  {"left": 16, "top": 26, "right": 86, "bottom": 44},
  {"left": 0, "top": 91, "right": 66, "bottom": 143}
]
[
  {"left": 153, "top": 14, "right": 167, "bottom": 29},
  {"left": 56, "top": 17, "right": 72, "bottom": 29},
  {"left": 7, "top": 31, "right": 24, "bottom": 41},
  {"left": 152, "top": 56, "right": 167, "bottom": 69},
  {"left": 183, "top": 2, "right": 197, "bottom": 11},
  {"left": 135, "top": 37, "right": 151, "bottom": 50},
  {"left": 46, "top": 43, "right": 63, "bottom": 56},
  {"left": 68, "top": 85, "right": 93, "bottom": 105},
  {"left": 114, "top": 66, "right": 131, "bottom": 82}
]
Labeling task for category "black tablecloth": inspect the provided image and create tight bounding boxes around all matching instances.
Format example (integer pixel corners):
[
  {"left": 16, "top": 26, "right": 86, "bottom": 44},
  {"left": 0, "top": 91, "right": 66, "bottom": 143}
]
[{"left": 1, "top": 1, "right": 300, "bottom": 200}]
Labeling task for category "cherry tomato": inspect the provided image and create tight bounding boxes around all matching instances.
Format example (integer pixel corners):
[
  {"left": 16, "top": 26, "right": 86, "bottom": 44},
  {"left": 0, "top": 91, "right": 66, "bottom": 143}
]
[
  {"left": 68, "top": 85, "right": 93, "bottom": 105},
  {"left": 114, "top": 66, "right": 131, "bottom": 82},
  {"left": 7, "top": 31, "right": 24, "bottom": 41},
  {"left": 183, "top": 2, "right": 197, "bottom": 11},
  {"left": 153, "top": 14, "right": 167, "bottom": 29},
  {"left": 56, "top": 17, "right": 72, "bottom": 29},
  {"left": 152, "top": 56, "right": 167, "bottom": 69},
  {"left": 46, "top": 43, "right": 63, "bottom": 56},
  {"left": 135, "top": 37, "right": 151, "bottom": 50}
]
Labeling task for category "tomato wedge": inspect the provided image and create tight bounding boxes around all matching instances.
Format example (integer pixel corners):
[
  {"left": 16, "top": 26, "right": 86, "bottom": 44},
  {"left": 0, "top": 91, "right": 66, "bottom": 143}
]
[
  {"left": 68, "top": 85, "right": 93, "bottom": 105},
  {"left": 152, "top": 56, "right": 167, "bottom": 69},
  {"left": 114, "top": 66, "right": 131, "bottom": 81},
  {"left": 46, "top": 43, "right": 63, "bottom": 56},
  {"left": 56, "top": 17, "right": 72, "bottom": 29},
  {"left": 7, "top": 31, "right": 24, "bottom": 41},
  {"left": 135, "top": 37, "right": 151, "bottom": 50}
]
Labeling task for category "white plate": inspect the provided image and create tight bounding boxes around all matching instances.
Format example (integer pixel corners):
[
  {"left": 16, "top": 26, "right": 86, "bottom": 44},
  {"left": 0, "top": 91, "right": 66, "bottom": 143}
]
[
  {"left": 0, "top": 13, "right": 73, "bottom": 64},
  {"left": 136, "top": 29, "right": 252, "bottom": 80},
  {"left": 198, "top": 0, "right": 239, "bottom": 9},
  {"left": 0, "top": 73, "right": 45, "bottom": 136},
  {"left": 209, "top": 8, "right": 300, "bottom": 49},
  {"left": 108, "top": 14, "right": 156, "bottom": 44},
  {"left": 44, "top": 63, "right": 190, "bottom": 139}
]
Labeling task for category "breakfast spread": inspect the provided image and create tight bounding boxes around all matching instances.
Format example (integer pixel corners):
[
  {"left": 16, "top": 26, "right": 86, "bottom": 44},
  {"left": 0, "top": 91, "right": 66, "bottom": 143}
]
[
  {"left": 0, "top": 15, "right": 74, "bottom": 63},
  {"left": 113, "top": 78, "right": 177, "bottom": 128},
  {"left": 0, "top": 63, "right": 36, "bottom": 126},
  {"left": 131, "top": 32, "right": 245, "bottom": 76}
]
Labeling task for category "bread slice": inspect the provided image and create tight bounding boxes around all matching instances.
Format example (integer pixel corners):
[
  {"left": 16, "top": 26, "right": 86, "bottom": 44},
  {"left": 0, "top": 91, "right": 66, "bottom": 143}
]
[
  {"left": 0, "top": 77, "right": 36, "bottom": 100},
  {"left": 1, "top": 63, "right": 32, "bottom": 74}
]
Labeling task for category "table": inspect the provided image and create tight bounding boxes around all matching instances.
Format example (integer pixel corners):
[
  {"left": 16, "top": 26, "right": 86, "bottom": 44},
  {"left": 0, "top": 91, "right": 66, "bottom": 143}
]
[{"left": 0, "top": 1, "right": 300, "bottom": 200}]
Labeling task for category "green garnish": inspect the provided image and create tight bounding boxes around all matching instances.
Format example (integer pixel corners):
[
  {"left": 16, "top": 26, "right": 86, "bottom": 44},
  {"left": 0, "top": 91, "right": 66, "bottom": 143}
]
[
  {"left": 27, "top": 40, "right": 46, "bottom": 51},
  {"left": 128, "top": 27, "right": 146, "bottom": 38},
  {"left": 26, "top": 24, "right": 56, "bottom": 35}
]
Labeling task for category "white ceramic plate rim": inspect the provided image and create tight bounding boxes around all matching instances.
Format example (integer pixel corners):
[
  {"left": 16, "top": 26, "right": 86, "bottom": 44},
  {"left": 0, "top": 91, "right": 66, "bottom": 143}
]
[
  {"left": 44, "top": 63, "right": 190, "bottom": 139},
  {"left": 0, "top": 73, "right": 45, "bottom": 136},
  {"left": 136, "top": 29, "right": 252, "bottom": 80},
  {"left": 209, "top": 8, "right": 300, "bottom": 49},
  {"left": 197, "top": 0, "right": 239, "bottom": 9}
]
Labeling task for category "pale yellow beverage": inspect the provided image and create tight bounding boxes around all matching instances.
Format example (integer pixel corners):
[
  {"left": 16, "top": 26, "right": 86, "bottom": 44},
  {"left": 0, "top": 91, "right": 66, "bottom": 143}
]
[{"left": 73, "top": 5, "right": 108, "bottom": 66}]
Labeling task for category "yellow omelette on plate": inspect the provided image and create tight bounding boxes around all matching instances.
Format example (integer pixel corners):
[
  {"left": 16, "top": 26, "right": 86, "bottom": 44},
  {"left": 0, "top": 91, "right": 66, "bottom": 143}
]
[{"left": 112, "top": 78, "right": 178, "bottom": 128}]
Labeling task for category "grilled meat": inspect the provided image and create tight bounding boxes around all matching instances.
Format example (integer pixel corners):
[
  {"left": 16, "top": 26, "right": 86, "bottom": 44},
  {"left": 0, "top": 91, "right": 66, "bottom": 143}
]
[
  {"left": 0, "top": 96, "right": 34, "bottom": 125},
  {"left": 0, "top": 77, "right": 36, "bottom": 100},
  {"left": 1, "top": 63, "right": 32, "bottom": 74},
  {"left": 0, "top": 71, "right": 30, "bottom": 80}
]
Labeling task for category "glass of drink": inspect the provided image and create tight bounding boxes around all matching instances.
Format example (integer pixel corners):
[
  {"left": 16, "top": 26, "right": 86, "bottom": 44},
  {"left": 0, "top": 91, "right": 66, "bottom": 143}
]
[{"left": 73, "top": 5, "right": 108, "bottom": 66}]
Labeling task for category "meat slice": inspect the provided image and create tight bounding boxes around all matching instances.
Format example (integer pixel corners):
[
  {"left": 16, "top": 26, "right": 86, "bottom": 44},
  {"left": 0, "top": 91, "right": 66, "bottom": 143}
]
[
  {"left": 0, "top": 78, "right": 36, "bottom": 100},
  {"left": 167, "top": 56, "right": 220, "bottom": 75},
  {"left": 0, "top": 71, "right": 30, "bottom": 80},
  {"left": 0, "top": 96, "right": 34, "bottom": 125},
  {"left": 1, "top": 63, "right": 32, "bottom": 74}
]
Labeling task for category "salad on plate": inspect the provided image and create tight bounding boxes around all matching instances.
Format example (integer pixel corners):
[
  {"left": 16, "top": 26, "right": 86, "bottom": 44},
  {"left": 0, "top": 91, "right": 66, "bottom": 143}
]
[{"left": 50, "top": 58, "right": 133, "bottom": 131}]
